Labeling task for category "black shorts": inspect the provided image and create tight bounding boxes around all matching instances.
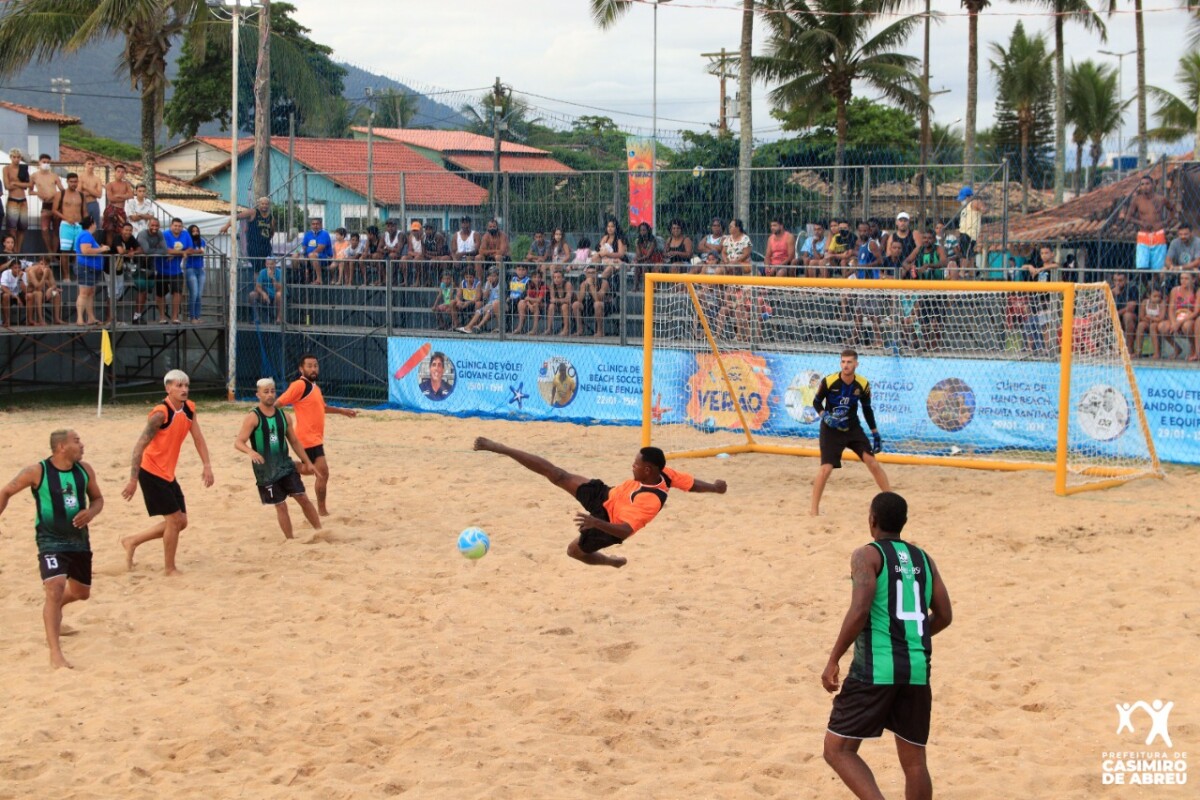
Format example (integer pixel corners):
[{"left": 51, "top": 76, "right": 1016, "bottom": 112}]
[
  {"left": 827, "top": 678, "right": 932, "bottom": 746},
  {"left": 39, "top": 551, "right": 93, "bottom": 586},
  {"left": 819, "top": 425, "right": 871, "bottom": 469},
  {"left": 138, "top": 468, "right": 186, "bottom": 517},
  {"left": 157, "top": 274, "right": 183, "bottom": 296},
  {"left": 304, "top": 444, "right": 325, "bottom": 462},
  {"left": 574, "top": 478, "right": 624, "bottom": 553},
  {"left": 258, "top": 471, "right": 306, "bottom": 505}
]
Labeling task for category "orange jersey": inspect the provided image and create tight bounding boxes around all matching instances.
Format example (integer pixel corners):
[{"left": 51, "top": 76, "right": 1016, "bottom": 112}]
[
  {"left": 276, "top": 377, "right": 325, "bottom": 448},
  {"left": 140, "top": 399, "right": 195, "bottom": 481},
  {"left": 603, "top": 467, "right": 695, "bottom": 534}
]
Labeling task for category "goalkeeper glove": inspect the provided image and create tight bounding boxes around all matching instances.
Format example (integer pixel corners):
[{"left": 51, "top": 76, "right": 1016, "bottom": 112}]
[
  {"left": 821, "top": 411, "right": 850, "bottom": 432},
  {"left": 871, "top": 431, "right": 883, "bottom": 454}
]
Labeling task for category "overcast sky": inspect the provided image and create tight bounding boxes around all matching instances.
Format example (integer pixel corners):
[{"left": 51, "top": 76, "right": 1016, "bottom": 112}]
[{"left": 292, "top": 0, "right": 1190, "bottom": 152}]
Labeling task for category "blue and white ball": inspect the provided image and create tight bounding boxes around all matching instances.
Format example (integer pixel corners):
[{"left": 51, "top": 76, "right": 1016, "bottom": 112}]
[{"left": 457, "top": 527, "right": 490, "bottom": 560}]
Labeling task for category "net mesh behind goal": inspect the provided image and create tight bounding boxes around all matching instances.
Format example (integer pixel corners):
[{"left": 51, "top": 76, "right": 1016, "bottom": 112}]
[{"left": 643, "top": 276, "right": 1161, "bottom": 494}]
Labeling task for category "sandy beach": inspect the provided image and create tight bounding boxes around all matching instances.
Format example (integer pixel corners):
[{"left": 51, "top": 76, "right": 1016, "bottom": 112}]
[{"left": 0, "top": 401, "right": 1196, "bottom": 799}]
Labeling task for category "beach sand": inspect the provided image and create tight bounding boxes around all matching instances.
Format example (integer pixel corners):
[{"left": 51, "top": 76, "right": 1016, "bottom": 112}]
[{"left": 0, "top": 402, "right": 1196, "bottom": 799}]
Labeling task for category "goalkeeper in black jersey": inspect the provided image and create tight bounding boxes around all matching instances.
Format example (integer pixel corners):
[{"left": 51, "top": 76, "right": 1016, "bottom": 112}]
[{"left": 810, "top": 349, "right": 890, "bottom": 516}]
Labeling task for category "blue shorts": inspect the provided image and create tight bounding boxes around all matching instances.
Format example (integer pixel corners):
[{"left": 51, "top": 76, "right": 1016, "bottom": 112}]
[
  {"left": 74, "top": 265, "right": 102, "bottom": 287},
  {"left": 1136, "top": 244, "right": 1166, "bottom": 271},
  {"left": 59, "top": 221, "right": 82, "bottom": 251}
]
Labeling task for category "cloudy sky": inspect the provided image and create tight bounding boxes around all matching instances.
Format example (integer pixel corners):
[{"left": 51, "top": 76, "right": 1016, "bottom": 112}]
[{"left": 291, "top": 0, "right": 1190, "bottom": 151}]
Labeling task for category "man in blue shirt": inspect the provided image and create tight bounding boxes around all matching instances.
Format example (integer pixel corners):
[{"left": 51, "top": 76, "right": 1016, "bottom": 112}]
[
  {"left": 302, "top": 217, "right": 332, "bottom": 285},
  {"left": 159, "top": 217, "right": 193, "bottom": 324}
]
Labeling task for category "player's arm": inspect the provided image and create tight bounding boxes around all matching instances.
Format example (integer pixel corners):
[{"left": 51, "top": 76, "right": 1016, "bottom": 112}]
[
  {"left": 687, "top": 476, "right": 727, "bottom": 494},
  {"left": 0, "top": 464, "right": 41, "bottom": 523},
  {"left": 325, "top": 402, "right": 358, "bottom": 418},
  {"left": 812, "top": 378, "right": 829, "bottom": 415},
  {"left": 860, "top": 386, "right": 881, "bottom": 453},
  {"left": 72, "top": 461, "right": 105, "bottom": 528},
  {"left": 274, "top": 380, "right": 302, "bottom": 407},
  {"left": 821, "top": 544, "right": 882, "bottom": 692},
  {"left": 122, "top": 412, "right": 164, "bottom": 499},
  {"left": 574, "top": 512, "right": 633, "bottom": 539},
  {"left": 927, "top": 556, "right": 953, "bottom": 636},
  {"left": 233, "top": 412, "right": 264, "bottom": 463},
  {"left": 283, "top": 415, "right": 314, "bottom": 471},
  {"left": 188, "top": 415, "right": 215, "bottom": 487}
]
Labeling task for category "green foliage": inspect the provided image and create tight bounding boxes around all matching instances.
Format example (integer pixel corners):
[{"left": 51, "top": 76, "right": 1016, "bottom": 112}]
[
  {"left": 165, "top": 2, "right": 346, "bottom": 139},
  {"left": 1065, "top": 59, "right": 1122, "bottom": 185},
  {"left": 60, "top": 125, "right": 142, "bottom": 162},
  {"left": 772, "top": 98, "right": 920, "bottom": 151},
  {"left": 989, "top": 21, "right": 1054, "bottom": 190},
  {"left": 1148, "top": 52, "right": 1200, "bottom": 143}
]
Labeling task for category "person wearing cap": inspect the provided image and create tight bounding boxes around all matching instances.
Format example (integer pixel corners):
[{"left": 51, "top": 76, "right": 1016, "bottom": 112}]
[
  {"left": 883, "top": 212, "right": 918, "bottom": 266},
  {"left": 402, "top": 220, "right": 425, "bottom": 286}
]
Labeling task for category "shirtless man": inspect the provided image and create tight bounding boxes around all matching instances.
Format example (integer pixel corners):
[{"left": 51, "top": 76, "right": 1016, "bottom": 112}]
[
  {"left": 79, "top": 157, "right": 104, "bottom": 226},
  {"left": 103, "top": 163, "right": 134, "bottom": 239},
  {"left": 24, "top": 260, "right": 63, "bottom": 325},
  {"left": 1122, "top": 175, "right": 1176, "bottom": 272},
  {"left": 31, "top": 154, "right": 64, "bottom": 260},
  {"left": 3, "top": 149, "right": 32, "bottom": 251},
  {"left": 52, "top": 174, "right": 85, "bottom": 283}
]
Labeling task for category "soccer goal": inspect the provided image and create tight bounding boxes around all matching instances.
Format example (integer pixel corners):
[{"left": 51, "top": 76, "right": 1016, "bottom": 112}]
[{"left": 640, "top": 274, "right": 1162, "bottom": 495}]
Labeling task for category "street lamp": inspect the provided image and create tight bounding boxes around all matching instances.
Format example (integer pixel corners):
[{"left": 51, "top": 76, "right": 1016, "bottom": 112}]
[
  {"left": 1099, "top": 48, "right": 1135, "bottom": 181},
  {"left": 207, "top": 0, "right": 262, "bottom": 401},
  {"left": 50, "top": 76, "right": 71, "bottom": 116}
]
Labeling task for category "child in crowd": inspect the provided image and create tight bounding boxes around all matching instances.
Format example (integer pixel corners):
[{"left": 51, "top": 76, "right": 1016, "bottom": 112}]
[{"left": 432, "top": 272, "right": 456, "bottom": 330}]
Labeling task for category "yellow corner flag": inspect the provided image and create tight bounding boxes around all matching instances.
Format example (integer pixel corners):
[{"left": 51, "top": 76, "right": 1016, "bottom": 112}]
[{"left": 100, "top": 329, "right": 113, "bottom": 366}]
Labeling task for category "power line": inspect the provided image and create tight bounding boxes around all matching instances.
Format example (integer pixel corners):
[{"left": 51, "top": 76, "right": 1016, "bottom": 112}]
[{"left": 625, "top": 0, "right": 1190, "bottom": 18}]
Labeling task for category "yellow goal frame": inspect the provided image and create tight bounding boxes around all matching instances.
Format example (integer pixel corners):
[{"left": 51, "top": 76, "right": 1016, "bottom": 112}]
[{"left": 640, "top": 274, "right": 1163, "bottom": 496}]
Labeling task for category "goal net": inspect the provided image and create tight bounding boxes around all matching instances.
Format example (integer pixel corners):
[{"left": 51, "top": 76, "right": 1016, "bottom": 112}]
[{"left": 641, "top": 275, "right": 1162, "bottom": 495}]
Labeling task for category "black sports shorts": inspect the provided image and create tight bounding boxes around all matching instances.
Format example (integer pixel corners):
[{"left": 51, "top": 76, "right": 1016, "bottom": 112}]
[
  {"left": 827, "top": 677, "right": 932, "bottom": 746},
  {"left": 257, "top": 471, "right": 306, "bottom": 505},
  {"left": 139, "top": 468, "right": 186, "bottom": 516},
  {"left": 38, "top": 551, "right": 93, "bottom": 586},
  {"left": 574, "top": 478, "right": 624, "bottom": 553},
  {"left": 819, "top": 424, "right": 871, "bottom": 469},
  {"left": 304, "top": 444, "right": 325, "bottom": 462}
]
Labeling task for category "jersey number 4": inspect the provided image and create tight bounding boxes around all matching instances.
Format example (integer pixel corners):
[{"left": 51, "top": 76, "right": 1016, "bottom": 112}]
[{"left": 894, "top": 580, "right": 926, "bottom": 635}]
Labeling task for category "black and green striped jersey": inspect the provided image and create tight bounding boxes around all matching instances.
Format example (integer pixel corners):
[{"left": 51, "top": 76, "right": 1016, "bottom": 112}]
[
  {"left": 249, "top": 407, "right": 296, "bottom": 486},
  {"left": 31, "top": 460, "right": 90, "bottom": 554},
  {"left": 849, "top": 539, "right": 934, "bottom": 686}
]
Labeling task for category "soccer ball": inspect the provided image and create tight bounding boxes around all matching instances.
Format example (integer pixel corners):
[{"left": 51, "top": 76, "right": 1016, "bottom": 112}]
[
  {"left": 692, "top": 165, "right": 705, "bottom": 178},
  {"left": 457, "top": 527, "right": 490, "bottom": 560}
]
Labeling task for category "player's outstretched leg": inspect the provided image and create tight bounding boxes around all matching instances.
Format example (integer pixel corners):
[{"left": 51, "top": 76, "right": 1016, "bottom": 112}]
[
  {"left": 811, "top": 464, "right": 834, "bottom": 516},
  {"left": 567, "top": 537, "right": 627, "bottom": 569},
  {"left": 823, "top": 733, "right": 885, "bottom": 800},
  {"left": 474, "top": 437, "right": 588, "bottom": 496},
  {"left": 862, "top": 453, "right": 890, "bottom": 492},
  {"left": 895, "top": 736, "right": 933, "bottom": 800},
  {"left": 294, "top": 493, "right": 322, "bottom": 531}
]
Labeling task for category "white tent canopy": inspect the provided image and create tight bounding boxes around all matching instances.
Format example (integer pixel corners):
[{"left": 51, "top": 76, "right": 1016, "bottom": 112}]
[{"left": 148, "top": 200, "right": 229, "bottom": 236}]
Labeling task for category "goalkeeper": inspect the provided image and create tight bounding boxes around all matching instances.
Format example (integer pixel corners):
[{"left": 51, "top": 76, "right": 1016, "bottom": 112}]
[{"left": 810, "top": 349, "right": 891, "bottom": 516}]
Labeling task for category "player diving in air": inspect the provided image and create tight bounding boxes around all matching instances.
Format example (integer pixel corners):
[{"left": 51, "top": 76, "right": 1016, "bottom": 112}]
[{"left": 473, "top": 437, "right": 727, "bottom": 568}]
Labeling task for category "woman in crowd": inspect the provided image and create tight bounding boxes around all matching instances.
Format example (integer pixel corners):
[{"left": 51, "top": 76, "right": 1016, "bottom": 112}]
[
  {"left": 545, "top": 266, "right": 573, "bottom": 336},
  {"left": 73, "top": 215, "right": 108, "bottom": 326},
  {"left": 185, "top": 224, "right": 207, "bottom": 323},
  {"left": 548, "top": 228, "right": 571, "bottom": 268},
  {"left": 663, "top": 219, "right": 693, "bottom": 272},
  {"left": 592, "top": 218, "right": 627, "bottom": 280},
  {"left": 722, "top": 218, "right": 753, "bottom": 275}
]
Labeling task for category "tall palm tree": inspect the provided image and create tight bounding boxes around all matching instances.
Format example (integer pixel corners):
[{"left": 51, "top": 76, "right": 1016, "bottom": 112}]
[
  {"left": 589, "top": 0, "right": 755, "bottom": 222},
  {"left": 961, "top": 0, "right": 991, "bottom": 185},
  {"left": 990, "top": 22, "right": 1053, "bottom": 211},
  {"left": 1146, "top": 52, "right": 1200, "bottom": 144},
  {"left": 0, "top": 0, "right": 204, "bottom": 197},
  {"left": 1107, "top": 0, "right": 1148, "bottom": 168},
  {"left": 1028, "top": 0, "right": 1105, "bottom": 205},
  {"left": 1065, "top": 59, "right": 1122, "bottom": 191},
  {"left": 754, "top": 0, "right": 924, "bottom": 214}
]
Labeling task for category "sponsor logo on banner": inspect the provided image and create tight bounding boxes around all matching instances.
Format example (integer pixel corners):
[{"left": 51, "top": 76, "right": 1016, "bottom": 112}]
[
  {"left": 538, "top": 357, "right": 579, "bottom": 409},
  {"left": 1101, "top": 699, "right": 1187, "bottom": 785},
  {"left": 1077, "top": 384, "right": 1130, "bottom": 442},
  {"left": 926, "top": 378, "right": 976, "bottom": 432},
  {"left": 415, "top": 349, "right": 456, "bottom": 402},
  {"left": 686, "top": 352, "right": 773, "bottom": 431},
  {"left": 783, "top": 370, "right": 823, "bottom": 424}
]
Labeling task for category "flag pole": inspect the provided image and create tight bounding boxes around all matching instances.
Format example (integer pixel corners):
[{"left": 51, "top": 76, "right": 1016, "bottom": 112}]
[{"left": 96, "top": 349, "right": 105, "bottom": 417}]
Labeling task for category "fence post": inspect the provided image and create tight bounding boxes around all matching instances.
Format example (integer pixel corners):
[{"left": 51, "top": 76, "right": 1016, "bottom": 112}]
[
  {"left": 498, "top": 259, "right": 508, "bottom": 342},
  {"left": 385, "top": 236, "right": 394, "bottom": 337},
  {"left": 502, "top": 172, "right": 511, "bottom": 232},
  {"left": 862, "top": 165, "right": 871, "bottom": 224},
  {"left": 399, "top": 172, "right": 408, "bottom": 233},
  {"left": 1001, "top": 159, "right": 1010, "bottom": 263},
  {"left": 302, "top": 172, "right": 309, "bottom": 232},
  {"left": 612, "top": 171, "right": 620, "bottom": 227}
]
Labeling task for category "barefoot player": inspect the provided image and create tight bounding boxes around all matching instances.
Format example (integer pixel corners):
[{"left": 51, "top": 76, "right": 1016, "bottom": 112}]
[
  {"left": 821, "top": 492, "right": 953, "bottom": 800},
  {"left": 120, "top": 370, "right": 214, "bottom": 575},
  {"left": 276, "top": 354, "right": 358, "bottom": 516},
  {"left": 473, "top": 437, "right": 727, "bottom": 568},
  {"left": 234, "top": 377, "right": 321, "bottom": 539},
  {"left": 0, "top": 430, "right": 104, "bottom": 669},
  {"left": 811, "top": 349, "right": 890, "bottom": 516}
]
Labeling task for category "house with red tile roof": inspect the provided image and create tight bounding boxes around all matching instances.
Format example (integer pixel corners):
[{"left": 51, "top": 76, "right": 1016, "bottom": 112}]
[
  {"left": 351, "top": 128, "right": 574, "bottom": 174},
  {"left": 0, "top": 101, "right": 81, "bottom": 162},
  {"left": 163, "top": 136, "right": 490, "bottom": 233}
]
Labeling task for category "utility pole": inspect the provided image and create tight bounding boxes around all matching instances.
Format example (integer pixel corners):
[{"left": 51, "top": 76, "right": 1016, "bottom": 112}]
[
  {"left": 366, "top": 87, "right": 377, "bottom": 229},
  {"left": 492, "top": 76, "right": 504, "bottom": 220},
  {"left": 702, "top": 49, "right": 734, "bottom": 134},
  {"left": 50, "top": 76, "right": 71, "bottom": 116}
]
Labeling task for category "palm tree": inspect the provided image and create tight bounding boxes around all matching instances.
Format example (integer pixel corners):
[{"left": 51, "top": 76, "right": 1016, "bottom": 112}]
[
  {"left": 459, "top": 92, "right": 540, "bottom": 144},
  {"left": 1027, "top": 0, "right": 1105, "bottom": 205},
  {"left": 1065, "top": 59, "right": 1122, "bottom": 191},
  {"left": 0, "top": 0, "right": 205, "bottom": 198},
  {"left": 374, "top": 89, "right": 421, "bottom": 130},
  {"left": 1106, "top": 0, "right": 1148, "bottom": 168},
  {"left": 1146, "top": 52, "right": 1199, "bottom": 144},
  {"left": 990, "top": 22, "right": 1053, "bottom": 211},
  {"left": 754, "top": 0, "right": 924, "bottom": 215},
  {"left": 961, "top": 0, "right": 991, "bottom": 184}
]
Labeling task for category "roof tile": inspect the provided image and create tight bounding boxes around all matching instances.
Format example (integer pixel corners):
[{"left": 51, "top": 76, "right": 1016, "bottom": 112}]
[{"left": 0, "top": 100, "right": 80, "bottom": 125}]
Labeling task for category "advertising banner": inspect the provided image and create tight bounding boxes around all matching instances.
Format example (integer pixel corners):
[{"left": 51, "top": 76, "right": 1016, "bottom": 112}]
[
  {"left": 625, "top": 136, "right": 654, "bottom": 229},
  {"left": 386, "top": 336, "right": 1199, "bottom": 464}
]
